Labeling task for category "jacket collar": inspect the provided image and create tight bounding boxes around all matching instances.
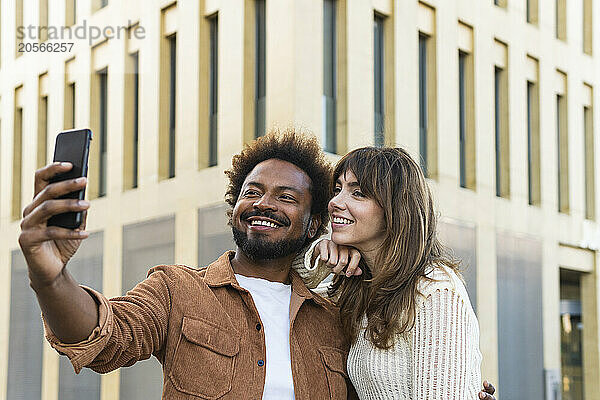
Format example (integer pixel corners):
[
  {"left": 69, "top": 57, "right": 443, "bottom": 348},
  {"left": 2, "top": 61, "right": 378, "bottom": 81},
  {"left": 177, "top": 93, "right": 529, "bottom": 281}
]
[{"left": 204, "top": 251, "right": 326, "bottom": 306}]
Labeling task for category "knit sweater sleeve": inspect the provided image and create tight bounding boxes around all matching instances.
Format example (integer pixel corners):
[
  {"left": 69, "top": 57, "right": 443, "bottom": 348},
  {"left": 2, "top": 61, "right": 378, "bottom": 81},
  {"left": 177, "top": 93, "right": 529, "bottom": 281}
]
[
  {"left": 291, "top": 237, "right": 332, "bottom": 290},
  {"left": 411, "top": 286, "right": 482, "bottom": 399}
]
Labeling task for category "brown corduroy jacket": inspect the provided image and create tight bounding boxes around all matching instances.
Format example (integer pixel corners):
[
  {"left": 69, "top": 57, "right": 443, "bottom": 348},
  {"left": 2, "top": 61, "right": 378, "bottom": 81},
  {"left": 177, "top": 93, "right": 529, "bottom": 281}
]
[{"left": 44, "top": 251, "right": 358, "bottom": 399}]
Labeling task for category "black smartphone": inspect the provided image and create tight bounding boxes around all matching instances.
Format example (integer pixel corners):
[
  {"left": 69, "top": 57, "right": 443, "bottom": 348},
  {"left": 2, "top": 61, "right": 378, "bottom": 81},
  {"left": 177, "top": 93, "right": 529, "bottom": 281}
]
[{"left": 47, "top": 129, "right": 93, "bottom": 229}]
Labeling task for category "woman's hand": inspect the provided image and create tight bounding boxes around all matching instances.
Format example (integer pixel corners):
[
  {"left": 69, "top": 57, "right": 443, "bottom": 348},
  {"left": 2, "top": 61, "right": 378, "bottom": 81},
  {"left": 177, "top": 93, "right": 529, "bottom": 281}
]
[{"left": 310, "top": 239, "right": 363, "bottom": 277}]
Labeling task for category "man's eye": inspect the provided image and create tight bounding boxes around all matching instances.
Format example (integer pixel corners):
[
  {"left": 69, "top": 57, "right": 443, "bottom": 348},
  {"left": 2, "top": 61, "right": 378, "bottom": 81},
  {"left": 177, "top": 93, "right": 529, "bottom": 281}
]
[
  {"left": 280, "top": 194, "right": 295, "bottom": 201},
  {"left": 244, "top": 190, "right": 259, "bottom": 197}
]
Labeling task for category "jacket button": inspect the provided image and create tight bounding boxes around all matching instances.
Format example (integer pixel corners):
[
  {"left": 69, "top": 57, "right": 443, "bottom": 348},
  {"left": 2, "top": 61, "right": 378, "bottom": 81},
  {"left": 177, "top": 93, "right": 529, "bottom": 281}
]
[
  {"left": 257, "top": 359, "right": 264, "bottom": 367},
  {"left": 256, "top": 323, "right": 261, "bottom": 331}
]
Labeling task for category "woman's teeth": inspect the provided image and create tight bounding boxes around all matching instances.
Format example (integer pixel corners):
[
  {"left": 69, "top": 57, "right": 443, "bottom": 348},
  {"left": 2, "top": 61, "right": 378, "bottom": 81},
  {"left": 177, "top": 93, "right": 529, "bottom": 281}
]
[{"left": 333, "top": 217, "right": 353, "bottom": 225}]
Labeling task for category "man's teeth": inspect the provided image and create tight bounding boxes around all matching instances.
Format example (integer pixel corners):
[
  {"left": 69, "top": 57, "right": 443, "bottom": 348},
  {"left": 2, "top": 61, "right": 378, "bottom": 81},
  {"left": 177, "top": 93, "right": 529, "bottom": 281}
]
[
  {"left": 333, "top": 217, "right": 353, "bottom": 225},
  {"left": 250, "top": 220, "right": 279, "bottom": 228}
]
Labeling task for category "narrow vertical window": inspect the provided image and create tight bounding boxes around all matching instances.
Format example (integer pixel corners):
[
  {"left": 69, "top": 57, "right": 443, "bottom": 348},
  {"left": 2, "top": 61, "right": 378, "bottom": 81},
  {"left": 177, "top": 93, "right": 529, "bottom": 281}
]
[
  {"left": 417, "top": 2, "right": 437, "bottom": 178},
  {"left": 124, "top": 50, "right": 139, "bottom": 190},
  {"left": 64, "top": 59, "right": 76, "bottom": 129},
  {"left": 556, "top": 0, "right": 566, "bottom": 40},
  {"left": 209, "top": 15, "right": 218, "bottom": 166},
  {"left": 133, "top": 53, "right": 139, "bottom": 187},
  {"left": 527, "top": 81, "right": 541, "bottom": 206},
  {"left": 458, "top": 51, "right": 467, "bottom": 187},
  {"left": 39, "top": 0, "right": 48, "bottom": 41},
  {"left": 418, "top": 33, "right": 428, "bottom": 174},
  {"left": 92, "top": 0, "right": 108, "bottom": 12},
  {"left": 66, "top": 0, "right": 77, "bottom": 26},
  {"left": 584, "top": 85, "right": 594, "bottom": 220},
  {"left": 374, "top": 15, "right": 384, "bottom": 147},
  {"left": 583, "top": 0, "right": 592, "bottom": 55},
  {"left": 159, "top": 4, "right": 177, "bottom": 181},
  {"left": 38, "top": 73, "right": 49, "bottom": 169},
  {"left": 556, "top": 81, "right": 569, "bottom": 213},
  {"left": 255, "top": 0, "right": 266, "bottom": 138},
  {"left": 98, "top": 69, "right": 108, "bottom": 197},
  {"left": 12, "top": 86, "right": 23, "bottom": 221},
  {"left": 323, "top": 0, "right": 337, "bottom": 152},
  {"left": 526, "top": 0, "right": 538, "bottom": 24},
  {"left": 494, "top": 0, "right": 507, "bottom": 7},
  {"left": 493, "top": 40, "right": 509, "bottom": 198},
  {"left": 168, "top": 34, "right": 177, "bottom": 178},
  {"left": 16, "top": 0, "right": 23, "bottom": 57},
  {"left": 527, "top": 81, "right": 540, "bottom": 205},
  {"left": 458, "top": 22, "right": 475, "bottom": 190}
]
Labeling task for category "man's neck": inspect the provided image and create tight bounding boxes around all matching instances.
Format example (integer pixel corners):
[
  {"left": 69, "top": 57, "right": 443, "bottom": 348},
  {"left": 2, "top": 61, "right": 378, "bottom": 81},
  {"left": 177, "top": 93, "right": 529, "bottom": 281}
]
[{"left": 230, "top": 248, "right": 295, "bottom": 283}]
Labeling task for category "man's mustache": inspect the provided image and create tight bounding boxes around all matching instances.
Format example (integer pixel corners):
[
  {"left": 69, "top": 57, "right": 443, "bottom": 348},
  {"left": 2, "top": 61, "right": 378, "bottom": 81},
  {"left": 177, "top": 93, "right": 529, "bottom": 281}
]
[{"left": 240, "top": 210, "right": 290, "bottom": 227}]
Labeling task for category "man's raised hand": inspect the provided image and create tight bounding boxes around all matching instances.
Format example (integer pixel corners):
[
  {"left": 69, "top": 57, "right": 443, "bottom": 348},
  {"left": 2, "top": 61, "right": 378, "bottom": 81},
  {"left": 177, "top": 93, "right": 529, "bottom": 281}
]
[{"left": 18, "top": 162, "right": 90, "bottom": 289}]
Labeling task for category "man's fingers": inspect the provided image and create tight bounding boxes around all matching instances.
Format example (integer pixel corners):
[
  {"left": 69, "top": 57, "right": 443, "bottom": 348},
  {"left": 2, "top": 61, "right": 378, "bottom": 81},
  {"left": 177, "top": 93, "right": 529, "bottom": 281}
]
[
  {"left": 20, "top": 226, "right": 89, "bottom": 247},
  {"left": 21, "top": 199, "right": 90, "bottom": 230},
  {"left": 24, "top": 177, "right": 87, "bottom": 218},
  {"left": 34, "top": 162, "right": 73, "bottom": 196}
]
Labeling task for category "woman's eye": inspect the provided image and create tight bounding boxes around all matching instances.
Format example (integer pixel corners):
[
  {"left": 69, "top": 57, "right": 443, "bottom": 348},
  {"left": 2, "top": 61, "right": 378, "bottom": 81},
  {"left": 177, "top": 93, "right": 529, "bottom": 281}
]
[
  {"left": 333, "top": 187, "right": 341, "bottom": 194},
  {"left": 353, "top": 190, "right": 365, "bottom": 197}
]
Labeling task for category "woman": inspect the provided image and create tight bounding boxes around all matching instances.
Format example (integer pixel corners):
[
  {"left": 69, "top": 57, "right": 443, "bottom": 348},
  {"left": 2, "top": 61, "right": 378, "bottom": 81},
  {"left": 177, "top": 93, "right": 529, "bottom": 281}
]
[{"left": 295, "top": 147, "right": 490, "bottom": 399}]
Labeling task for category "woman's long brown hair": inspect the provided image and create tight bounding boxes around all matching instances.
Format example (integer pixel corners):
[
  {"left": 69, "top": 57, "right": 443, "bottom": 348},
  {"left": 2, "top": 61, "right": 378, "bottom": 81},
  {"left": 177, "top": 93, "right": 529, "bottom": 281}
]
[{"left": 328, "top": 147, "right": 460, "bottom": 349}]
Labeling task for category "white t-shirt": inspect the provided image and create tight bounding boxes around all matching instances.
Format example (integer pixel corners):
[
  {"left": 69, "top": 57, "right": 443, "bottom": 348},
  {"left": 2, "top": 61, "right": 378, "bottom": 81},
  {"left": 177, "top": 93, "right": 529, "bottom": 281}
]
[{"left": 235, "top": 274, "right": 295, "bottom": 400}]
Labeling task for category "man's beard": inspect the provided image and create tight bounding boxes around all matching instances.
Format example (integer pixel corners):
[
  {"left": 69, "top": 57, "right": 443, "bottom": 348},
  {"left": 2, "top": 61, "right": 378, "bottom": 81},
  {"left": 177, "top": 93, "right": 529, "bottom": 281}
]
[{"left": 232, "top": 226, "right": 308, "bottom": 261}]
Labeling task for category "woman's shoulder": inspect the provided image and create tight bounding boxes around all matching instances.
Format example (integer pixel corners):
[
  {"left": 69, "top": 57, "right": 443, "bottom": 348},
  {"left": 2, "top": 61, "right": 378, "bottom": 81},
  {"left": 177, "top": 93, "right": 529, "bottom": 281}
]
[{"left": 417, "top": 265, "right": 471, "bottom": 303}]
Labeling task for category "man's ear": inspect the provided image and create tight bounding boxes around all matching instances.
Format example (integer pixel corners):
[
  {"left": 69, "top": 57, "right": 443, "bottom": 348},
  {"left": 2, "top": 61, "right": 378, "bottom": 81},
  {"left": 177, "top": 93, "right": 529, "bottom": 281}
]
[{"left": 308, "top": 215, "right": 321, "bottom": 239}]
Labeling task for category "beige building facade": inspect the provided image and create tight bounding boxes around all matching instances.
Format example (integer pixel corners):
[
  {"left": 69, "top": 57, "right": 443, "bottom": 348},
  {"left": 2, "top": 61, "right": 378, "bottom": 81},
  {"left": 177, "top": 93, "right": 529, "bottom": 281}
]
[{"left": 0, "top": 0, "right": 599, "bottom": 399}]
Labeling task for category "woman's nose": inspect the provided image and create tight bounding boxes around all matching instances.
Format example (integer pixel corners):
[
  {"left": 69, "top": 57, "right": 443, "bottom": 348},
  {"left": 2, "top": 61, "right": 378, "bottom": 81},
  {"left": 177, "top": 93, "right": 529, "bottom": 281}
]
[{"left": 329, "top": 193, "right": 346, "bottom": 210}]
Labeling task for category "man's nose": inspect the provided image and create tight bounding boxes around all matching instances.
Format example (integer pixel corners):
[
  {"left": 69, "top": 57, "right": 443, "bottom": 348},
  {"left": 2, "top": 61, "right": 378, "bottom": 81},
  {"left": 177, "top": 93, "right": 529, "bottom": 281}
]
[{"left": 253, "top": 194, "right": 277, "bottom": 211}]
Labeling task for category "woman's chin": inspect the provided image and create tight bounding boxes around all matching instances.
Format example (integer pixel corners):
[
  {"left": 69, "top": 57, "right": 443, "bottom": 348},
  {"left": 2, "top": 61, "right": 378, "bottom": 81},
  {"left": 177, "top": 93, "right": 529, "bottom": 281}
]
[{"left": 331, "top": 232, "right": 354, "bottom": 247}]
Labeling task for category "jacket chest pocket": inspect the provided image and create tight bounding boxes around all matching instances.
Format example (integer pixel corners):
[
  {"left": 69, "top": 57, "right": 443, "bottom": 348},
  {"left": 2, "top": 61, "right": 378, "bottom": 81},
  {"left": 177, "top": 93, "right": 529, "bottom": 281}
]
[
  {"left": 319, "top": 346, "right": 349, "bottom": 400},
  {"left": 169, "top": 316, "right": 240, "bottom": 399}
]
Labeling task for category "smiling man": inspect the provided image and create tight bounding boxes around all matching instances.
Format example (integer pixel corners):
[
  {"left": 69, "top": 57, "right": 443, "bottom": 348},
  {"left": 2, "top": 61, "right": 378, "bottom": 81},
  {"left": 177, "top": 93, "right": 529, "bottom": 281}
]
[{"left": 19, "top": 131, "right": 355, "bottom": 399}]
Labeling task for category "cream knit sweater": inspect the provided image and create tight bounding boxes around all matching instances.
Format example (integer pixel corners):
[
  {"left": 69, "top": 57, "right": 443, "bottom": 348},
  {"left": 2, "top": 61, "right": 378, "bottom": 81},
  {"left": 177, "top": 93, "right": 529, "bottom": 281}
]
[{"left": 292, "top": 241, "right": 482, "bottom": 399}]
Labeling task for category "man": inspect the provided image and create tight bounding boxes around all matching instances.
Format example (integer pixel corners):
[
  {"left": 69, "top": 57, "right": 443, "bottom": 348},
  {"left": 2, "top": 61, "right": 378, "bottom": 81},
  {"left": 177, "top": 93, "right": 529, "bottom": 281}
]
[{"left": 19, "top": 131, "right": 496, "bottom": 399}]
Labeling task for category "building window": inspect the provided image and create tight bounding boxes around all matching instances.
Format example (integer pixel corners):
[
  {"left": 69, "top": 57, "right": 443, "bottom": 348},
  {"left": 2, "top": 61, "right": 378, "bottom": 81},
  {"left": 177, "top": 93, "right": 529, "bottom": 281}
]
[
  {"left": 494, "top": 0, "right": 507, "bottom": 7},
  {"left": 12, "top": 86, "right": 23, "bottom": 221},
  {"left": 323, "top": 0, "right": 337, "bottom": 153},
  {"left": 159, "top": 4, "right": 177, "bottom": 181},
  {"left": 168, "top": 34, "right": 176, "bottom": 178},
  {"left": 39, "top": 0, "right": 48, "bottom": 42},
  {"left": 583, "top": 0, "right": 592, "bottom": 55},
  {"left": 494, "top": 65, "right": 510, "bottom": 198},
  {"left": 92, "top": 0, "right": 108, "bottom": 12},
  {"left": 98, "top": 69, "right": 108, "bottom": 197},
  {"left": 66, "top": 0, "right": 77, "bottom": 26},
  {"left": 419, "top": 33, "right": 428, "bottom": 174},
  {"left": 556, "top": 0, "right": 566, "bottom": 40},
  {"left": 493, "top": 40, "right": 509, "bottom": 198},
  {"left": 38, "top": 73, "right": 49, "bottom": 169},
  {"left": 124, "top": 51, "right": 139, "bottom": 190},
  {"left": 255, "top": 0, "right": 266, "bottom": 138},
  {"left": 527, "top": 79, "right": 541, "bottom": 206},
  {"left": 374, "top": 15, "right": 384, "bottom": 147},
  {"left": 209, "top": 15, "right": 218, "bottom": 167},
  {"left": 526, "top": 0, "right": 538, "bottom": 24},
  {"left": 16, "top": 0, "right": 23, "bottom": 57},
  {"left": 65, "top": 82, "right": 75, "bottom": 129},
  {"left": 584, "top": 87, "right": 595, "bottom": 220},
  {"left": 556, "top": 89, "right": 569, "bottom": 213},
  {"left": 458, "top": 51, "right": 474, "bottom": 189}
]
